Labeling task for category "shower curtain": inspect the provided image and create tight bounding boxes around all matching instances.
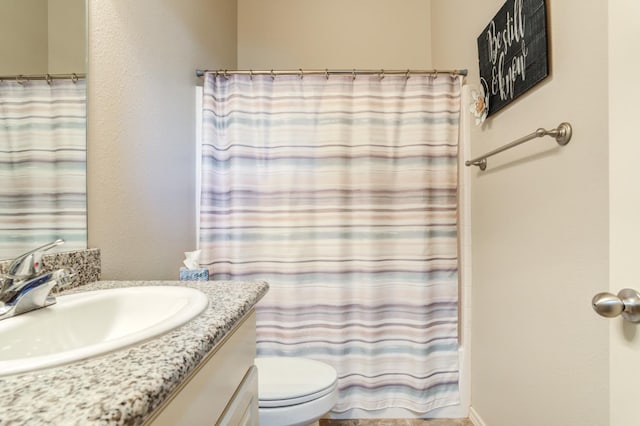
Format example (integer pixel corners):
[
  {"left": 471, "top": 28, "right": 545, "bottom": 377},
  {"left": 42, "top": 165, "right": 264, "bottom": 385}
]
[
  {"left": 0, "top": 79, "right": 86, "bottom": 259},
  {"left": 200, "top": 72, "right": 461, "bottom": 413}
]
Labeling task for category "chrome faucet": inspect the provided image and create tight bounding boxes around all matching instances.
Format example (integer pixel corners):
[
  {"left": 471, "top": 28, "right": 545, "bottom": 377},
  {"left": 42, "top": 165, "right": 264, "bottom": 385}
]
[{"left": 0, "top": 239, "right": 75, "bottom": 320}]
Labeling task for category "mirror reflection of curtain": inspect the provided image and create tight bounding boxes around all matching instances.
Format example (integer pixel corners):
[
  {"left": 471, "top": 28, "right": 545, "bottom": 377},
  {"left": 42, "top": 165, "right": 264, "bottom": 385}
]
[
  {"left": 0, "top": 79, "right": 86, "bottom": 259},
  {"left": 200, "top": 73, "right": 461, "bottom": 414}
]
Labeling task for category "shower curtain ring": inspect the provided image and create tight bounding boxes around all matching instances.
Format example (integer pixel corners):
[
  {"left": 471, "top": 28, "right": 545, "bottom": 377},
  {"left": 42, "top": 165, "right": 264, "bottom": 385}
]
[
  {"left": 16, "top": 75, "right": 25, "bottom": 85},
  {"left": 379, "top": 69, "right": 384, "bottom": 80},
  {"left": 249, "top": 69, "right": 253, "bottom": 80},
  {"left": 405, "top": 69, "right": 411, "bottom": 80},
  {"left": 352, "top": 69, "right": 356, "bottom": 80},
  {"left": 45, "top": 74, "right": 52, "bottom": 85},
  {"left": 325, "top": 69, "right": 329, "bottom": 80},
  {"left": 223, "top": 70, "right": 229, "bottom": 79},
  {"left": 71, "top": 73, "right": 78, "bottom": 83},
  {"left": 299, "top": 69, "right": 304, "bottom": 79},
  {"left": 271, "top": 69, "right": 275, "bottom": 80}
]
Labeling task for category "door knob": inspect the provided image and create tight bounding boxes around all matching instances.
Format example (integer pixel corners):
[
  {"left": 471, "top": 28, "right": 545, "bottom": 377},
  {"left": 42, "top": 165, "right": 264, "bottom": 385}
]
[{"left": 592, "top": 288, "right": 640, "bottom": 323}]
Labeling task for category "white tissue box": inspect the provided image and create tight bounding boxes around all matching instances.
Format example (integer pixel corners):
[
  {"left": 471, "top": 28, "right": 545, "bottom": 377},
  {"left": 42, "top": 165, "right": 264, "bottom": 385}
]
[{"left": 179, "top": 267, "right": 209, "bottom": 281}]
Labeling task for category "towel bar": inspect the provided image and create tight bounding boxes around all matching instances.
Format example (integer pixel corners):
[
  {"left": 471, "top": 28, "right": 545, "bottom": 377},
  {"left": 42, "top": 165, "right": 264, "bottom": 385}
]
[{"left": 465, "top": 122, "right": 572, "bottom": 170}]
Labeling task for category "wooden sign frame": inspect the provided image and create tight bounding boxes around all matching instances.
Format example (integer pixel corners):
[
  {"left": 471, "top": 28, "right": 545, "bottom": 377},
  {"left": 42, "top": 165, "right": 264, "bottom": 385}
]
[{"left": 477, "top": 0, "right": 549, "bottom": 117}]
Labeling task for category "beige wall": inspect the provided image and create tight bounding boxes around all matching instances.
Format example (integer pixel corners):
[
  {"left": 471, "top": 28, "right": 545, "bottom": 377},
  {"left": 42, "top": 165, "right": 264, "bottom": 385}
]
[
  {"left": 87, "top": 0, "right": 431, "bottom": 280},
  {"left": 84, "top": 1, "right": 613, "bottom": 419},
  {"left": 0, "top": 0, "right": 48, "bottom": 74},
  {"left": 87, "top": 0, "right": 237, "bottom": 279},
  {"left": 238, "top": 0, "right": 432, "bottom": 69},
  {"left": 432, "top": 1, "right": 609, "bottom": 425},
  {"left": 0, "top": 0, "right": 85, "bottom": 75},
  {"left": 48, "top": 0, "right": 86, "bottom": 73}
]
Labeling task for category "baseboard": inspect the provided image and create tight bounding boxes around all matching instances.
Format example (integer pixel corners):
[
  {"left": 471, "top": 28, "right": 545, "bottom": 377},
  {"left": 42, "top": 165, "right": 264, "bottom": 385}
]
[{"left": 469, "top": 406, "right": 487, "bottom": 426}]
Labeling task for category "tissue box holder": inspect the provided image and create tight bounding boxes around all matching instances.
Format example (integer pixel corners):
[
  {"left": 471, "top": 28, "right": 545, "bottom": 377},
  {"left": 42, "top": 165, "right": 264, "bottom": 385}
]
[{"left": 179, "top": 267, "right": 209, "bottom": 281}]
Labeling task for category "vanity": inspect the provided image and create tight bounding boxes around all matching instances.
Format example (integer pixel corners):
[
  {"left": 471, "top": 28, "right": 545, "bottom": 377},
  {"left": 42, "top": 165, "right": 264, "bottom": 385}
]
[{"left": 0, "top": 279, "right": 268, "bottom": 425}]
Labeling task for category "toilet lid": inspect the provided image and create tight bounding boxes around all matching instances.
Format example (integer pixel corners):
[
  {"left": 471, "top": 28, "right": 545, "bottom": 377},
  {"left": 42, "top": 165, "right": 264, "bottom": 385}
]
[{"left": 255, "top": 357, "right": 338, "bottom": 407}]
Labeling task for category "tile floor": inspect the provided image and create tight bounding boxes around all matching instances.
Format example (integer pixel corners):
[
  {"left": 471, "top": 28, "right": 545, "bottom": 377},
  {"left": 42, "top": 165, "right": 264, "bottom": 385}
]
[{"left": 319, "top": 419, "right": 473, "bottom": 426}]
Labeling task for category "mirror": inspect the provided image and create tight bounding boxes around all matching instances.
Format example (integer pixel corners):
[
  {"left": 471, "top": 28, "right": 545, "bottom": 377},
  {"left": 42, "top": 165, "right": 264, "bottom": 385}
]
[{"left": 0, "top": 0, "right": 87, "bottom": 260}]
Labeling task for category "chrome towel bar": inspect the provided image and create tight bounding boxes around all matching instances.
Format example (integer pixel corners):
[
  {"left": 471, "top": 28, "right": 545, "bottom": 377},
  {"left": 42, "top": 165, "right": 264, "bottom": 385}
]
[{"left": 465, "top": 122, "right": 573, "bottom": 170}]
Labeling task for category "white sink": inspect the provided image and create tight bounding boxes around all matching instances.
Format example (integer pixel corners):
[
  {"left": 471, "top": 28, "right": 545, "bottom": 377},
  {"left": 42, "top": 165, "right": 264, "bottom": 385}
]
[{"left": 0, "top": 286, "right": 208, "bottom": 376}]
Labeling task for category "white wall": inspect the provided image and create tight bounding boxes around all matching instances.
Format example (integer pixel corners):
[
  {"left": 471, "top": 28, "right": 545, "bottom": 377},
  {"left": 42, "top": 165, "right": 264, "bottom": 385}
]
[
  {"left": 432, "top": 1, "right": 609, "bottom": 425},
  {"left": 87, "top": 0, "right": 237, "bottom": 279},
  {"left": 238, "top": 0, "right": 432, "bottom": 69}
]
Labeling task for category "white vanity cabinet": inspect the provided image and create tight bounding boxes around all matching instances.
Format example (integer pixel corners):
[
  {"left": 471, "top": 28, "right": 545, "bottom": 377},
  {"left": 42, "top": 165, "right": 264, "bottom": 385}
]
[{"left": 146, "top": 310, "right": 258, "bottom": 426}]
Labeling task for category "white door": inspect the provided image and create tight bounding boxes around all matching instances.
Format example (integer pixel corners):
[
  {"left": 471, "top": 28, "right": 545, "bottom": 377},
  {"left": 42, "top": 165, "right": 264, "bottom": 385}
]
[{"left": 605, "top": 0, "right": 640, "bottom": 424}]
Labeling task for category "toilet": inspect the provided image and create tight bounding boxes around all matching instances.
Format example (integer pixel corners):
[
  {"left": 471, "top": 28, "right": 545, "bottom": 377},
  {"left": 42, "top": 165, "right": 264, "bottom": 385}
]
[{"left": 255, "top": 357, "right": 339, "bottom": 426}]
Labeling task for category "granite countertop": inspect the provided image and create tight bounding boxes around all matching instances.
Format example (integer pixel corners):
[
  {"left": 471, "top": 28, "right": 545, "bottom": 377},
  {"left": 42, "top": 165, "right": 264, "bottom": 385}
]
[{"left": 0, "top": 280, "right": 269, "bottom": 425}]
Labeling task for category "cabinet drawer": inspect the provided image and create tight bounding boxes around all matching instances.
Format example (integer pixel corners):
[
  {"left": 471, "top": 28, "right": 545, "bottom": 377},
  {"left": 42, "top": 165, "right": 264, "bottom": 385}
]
[
  {"left": 147, "top": 310, "right": 256, "bottom": 426},
  {"left": 218, "top": 365, "right": 258, "bottom": 426}
]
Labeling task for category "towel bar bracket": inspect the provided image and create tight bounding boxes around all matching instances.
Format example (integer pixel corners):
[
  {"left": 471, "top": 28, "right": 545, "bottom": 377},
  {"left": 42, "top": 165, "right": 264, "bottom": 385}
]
[
  {"left": 472, "top": 158, "right": 487, "bottom": 171},
  {"left": 551, "top": 122, "right": 572, "bottom": 146}
]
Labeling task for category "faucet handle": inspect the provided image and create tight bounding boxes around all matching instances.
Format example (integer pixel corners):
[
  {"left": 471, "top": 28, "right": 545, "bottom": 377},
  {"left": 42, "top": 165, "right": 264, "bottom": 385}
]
[
  {"left": 7, "top": 239, "right": 64, "bottom": 278},
  {"left": 31, "top": 251, "right": 45, "bottom": 275}
]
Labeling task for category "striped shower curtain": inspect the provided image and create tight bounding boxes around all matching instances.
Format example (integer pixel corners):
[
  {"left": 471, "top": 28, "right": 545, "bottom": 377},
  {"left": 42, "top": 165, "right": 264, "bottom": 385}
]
[
  {"left": 200, "top": 72, "right": 461, "bottom": 413},
  {"left": 0, "top": 80, "right": 86, "bottom": 259}
]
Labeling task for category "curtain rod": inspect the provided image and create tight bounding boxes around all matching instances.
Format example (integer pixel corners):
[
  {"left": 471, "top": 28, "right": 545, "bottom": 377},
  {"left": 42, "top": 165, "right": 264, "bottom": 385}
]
[
  {"left": 196, "top": 68, "right": 468, "bottom": 78},
  {"left": 0, "top": 73, "right": 86, "bottom": 82}
]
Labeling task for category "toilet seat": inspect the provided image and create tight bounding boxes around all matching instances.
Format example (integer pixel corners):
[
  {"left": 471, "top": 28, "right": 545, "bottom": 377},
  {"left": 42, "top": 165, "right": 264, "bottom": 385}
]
[
  {"left": 255, "top": 357, "right": 339, "bottom": 426},
  {"left": 255, "top": 357, "right": 338, "bottom": 407},
  {"left": 258, "top": 386, "right": 338, "bottom": 426}
]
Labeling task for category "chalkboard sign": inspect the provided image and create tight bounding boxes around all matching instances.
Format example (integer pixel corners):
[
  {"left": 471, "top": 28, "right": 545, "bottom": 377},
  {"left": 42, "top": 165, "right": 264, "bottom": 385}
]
[{"left": 477, "top": 0, "right": 549, "bottom": 117}]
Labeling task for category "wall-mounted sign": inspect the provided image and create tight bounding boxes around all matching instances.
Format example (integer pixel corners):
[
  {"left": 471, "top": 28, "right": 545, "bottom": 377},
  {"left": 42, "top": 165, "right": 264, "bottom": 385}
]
[{"left": 477, "top": 0, "right": 549, "bottom": 117}]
